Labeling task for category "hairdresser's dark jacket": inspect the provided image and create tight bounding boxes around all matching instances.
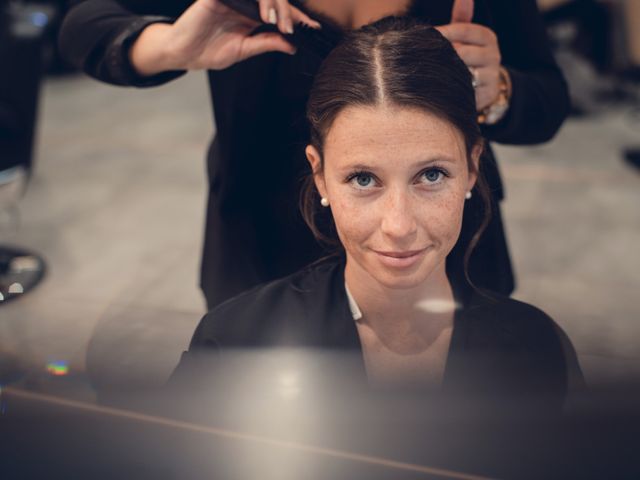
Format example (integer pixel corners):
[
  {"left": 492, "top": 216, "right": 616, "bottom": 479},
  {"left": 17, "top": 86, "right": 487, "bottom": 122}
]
[
  {"left": 170, "top": 259, "right": 580, "bottom": 411},
  {"left": 59, "top": 0, "right": 570, "bottom": 308}
]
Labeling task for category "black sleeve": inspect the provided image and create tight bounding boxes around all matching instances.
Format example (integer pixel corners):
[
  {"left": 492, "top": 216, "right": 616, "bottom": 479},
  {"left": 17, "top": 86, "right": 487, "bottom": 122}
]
[
  {"left": 514, "top": 303, "right": 577, "bottom": 407},
  {"left": 58, "top": 0, "right": 189, "bottom": 87},
  {"left": 481, "top": 0, "right": 570, "bottom": 145},
  {"left": 551, "top": 322, "right": 587, "bottom": 393},
  {"left": 166, "top": 312, "right": 222, "bottom": 390},
  {"left": 167, "top": 289, "right": 264, "bottom": 390}
]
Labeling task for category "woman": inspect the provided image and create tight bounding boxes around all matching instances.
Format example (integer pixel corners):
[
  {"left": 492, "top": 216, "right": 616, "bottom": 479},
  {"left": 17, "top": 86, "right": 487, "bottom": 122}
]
[
  {"left": 171, "top": 18, "right": 579, "bottom": 405},
  {"left": 59, "top": 0, "right": 570, "bottom": 308}
]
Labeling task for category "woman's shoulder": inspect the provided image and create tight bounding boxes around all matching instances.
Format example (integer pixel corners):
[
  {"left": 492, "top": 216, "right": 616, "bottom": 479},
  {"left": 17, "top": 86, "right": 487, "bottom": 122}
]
[
  {"left": 190, "top": 258, "right": 345, "bottom": 349},
  {"left": 453, "top": 291, "right": 583, "bottom": 399},
  {"left": 462, "top": 291, "right": 566, "bottom": 353},
  {"left": 465, "top": 292, "right": 585, "bottom": 390}
]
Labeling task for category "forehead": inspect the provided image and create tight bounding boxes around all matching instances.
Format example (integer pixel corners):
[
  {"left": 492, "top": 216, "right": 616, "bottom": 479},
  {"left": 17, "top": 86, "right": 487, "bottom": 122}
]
[{"left": 323, "top": 104, "right": 467, "bottom": 166}]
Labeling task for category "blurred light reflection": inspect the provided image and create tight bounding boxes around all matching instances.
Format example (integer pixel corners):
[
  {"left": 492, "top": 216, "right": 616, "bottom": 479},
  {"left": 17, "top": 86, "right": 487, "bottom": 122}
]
[
  {"left": 29, "top": 12, "right": 48, "bottom": 27},
  {"left": 46, "top": 361, "right": 69, "bottom": 376},
  {"left": 415, "top": 298, "right": 459, "bottom": 314},
  {"left": 10, "top": 256, "right": 40, "bottom": 272},
  {"left": 278, "top": 371, "right": 300, "bottom": 400}
]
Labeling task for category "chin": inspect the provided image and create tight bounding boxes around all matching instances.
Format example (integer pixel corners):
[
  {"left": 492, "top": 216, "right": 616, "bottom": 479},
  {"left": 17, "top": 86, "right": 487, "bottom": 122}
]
[
  {"left": 371, "top": 268, "right": 434, "bottom": 290},
  {"left": 362, "top": 251, "right": 442, "bottom": 290}
]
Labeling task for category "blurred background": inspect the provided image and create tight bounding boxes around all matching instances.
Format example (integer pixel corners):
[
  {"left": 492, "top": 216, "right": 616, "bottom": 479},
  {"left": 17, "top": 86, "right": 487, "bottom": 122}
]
[{"left": 0, "top": 0, "right": 639, "bottom": 405}]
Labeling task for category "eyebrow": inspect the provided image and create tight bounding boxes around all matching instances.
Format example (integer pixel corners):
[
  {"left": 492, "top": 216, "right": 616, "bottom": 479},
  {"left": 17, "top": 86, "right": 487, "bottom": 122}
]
[{"left": 340, "top": 156, "right": 459, "bottom": 172}]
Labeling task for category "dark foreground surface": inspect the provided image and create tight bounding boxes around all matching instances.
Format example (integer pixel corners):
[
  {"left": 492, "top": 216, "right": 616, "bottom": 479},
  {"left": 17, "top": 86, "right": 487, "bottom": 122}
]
[{"left": 1, "top": 351, "right": 639, "bottom": 480}]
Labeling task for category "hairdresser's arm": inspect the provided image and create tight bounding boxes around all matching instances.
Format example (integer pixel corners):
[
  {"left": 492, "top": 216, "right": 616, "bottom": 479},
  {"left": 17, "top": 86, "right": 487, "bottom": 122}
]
[
  {"left": 59, "top": 0, "right": 318, "bottom": 87},
  {"left": 58, "top": 0, "right": 187, "bottom": 86},
  {"left": 481, "top": 0, "right": 570, "bottom": 145}
]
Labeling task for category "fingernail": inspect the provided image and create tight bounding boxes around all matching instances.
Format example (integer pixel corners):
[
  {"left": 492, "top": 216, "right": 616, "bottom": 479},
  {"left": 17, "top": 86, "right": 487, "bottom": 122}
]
[
  {"left": 285, "top": 23, "right": 294, "bottom": 34},
  {"left": 268, "top": 8, "right": 277, "bottom": 25}
]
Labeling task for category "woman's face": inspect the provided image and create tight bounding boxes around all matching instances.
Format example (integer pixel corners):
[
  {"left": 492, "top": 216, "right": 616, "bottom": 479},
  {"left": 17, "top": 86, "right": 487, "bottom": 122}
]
[{"left": 306, "top": 104, "right": 481, "bottom": 290}]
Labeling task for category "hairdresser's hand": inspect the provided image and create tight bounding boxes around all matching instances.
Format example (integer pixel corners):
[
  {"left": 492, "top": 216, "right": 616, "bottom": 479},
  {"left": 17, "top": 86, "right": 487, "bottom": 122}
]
[
  {"left": 130, "top": 0, "right": 320, "bottom": 76},
  {"left": 436, "top": 0, "right": 503, "bottom": 111}
]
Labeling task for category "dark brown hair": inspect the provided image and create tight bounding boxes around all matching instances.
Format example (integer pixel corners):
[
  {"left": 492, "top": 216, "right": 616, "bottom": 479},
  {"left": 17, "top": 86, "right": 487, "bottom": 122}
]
[{"left": 301, "top": 16, "right": 492, "bottom": 285}]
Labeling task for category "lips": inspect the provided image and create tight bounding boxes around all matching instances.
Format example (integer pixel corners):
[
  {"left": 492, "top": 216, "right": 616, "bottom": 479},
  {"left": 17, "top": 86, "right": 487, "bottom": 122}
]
[
  {"left": 374, "top": 249, "right": 426, "bottom": 258},
  {"left": 372, "top": 247, "right": 429, "bottom": 269}
]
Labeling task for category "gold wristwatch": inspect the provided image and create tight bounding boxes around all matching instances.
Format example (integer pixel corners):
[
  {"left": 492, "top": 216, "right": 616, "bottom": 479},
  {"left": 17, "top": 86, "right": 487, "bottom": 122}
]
[{"left": 478, "top": 66, "right": 512, "bottom": 125}]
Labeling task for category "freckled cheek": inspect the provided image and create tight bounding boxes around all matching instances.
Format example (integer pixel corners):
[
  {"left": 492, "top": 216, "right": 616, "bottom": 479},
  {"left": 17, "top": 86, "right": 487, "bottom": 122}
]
[
  {"left": 328, "top": 188, "right": 467, "bottom": 249},
  {"left": 414, "top": 192, "right": 466, "bottom": 244},
  {"left": 330, "top": 196, "right": 381, "bottom": 247}
]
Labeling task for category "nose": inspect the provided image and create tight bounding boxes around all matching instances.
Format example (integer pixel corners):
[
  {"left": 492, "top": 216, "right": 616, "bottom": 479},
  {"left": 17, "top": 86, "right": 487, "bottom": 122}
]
[{"left": 379, "top": 187, "right": 418, "bottom": 243}]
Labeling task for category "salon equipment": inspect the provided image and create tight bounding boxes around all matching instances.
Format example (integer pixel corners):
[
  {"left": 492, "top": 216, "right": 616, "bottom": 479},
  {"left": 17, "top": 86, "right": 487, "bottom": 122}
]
[{"left": 0, "top": 1, "right": 50, "bottom": 305}]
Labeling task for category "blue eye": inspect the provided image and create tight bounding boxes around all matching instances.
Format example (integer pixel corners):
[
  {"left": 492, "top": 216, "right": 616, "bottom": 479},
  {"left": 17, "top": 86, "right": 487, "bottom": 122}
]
[
  {"left": 347, "top": 171, "right": 378, "bottom": 189},
  {"left": 419, "top": 168, "right": 447, "bottom": 184},
  {"left": 356, "top": 174, "right": 373, "bottom": 187}
]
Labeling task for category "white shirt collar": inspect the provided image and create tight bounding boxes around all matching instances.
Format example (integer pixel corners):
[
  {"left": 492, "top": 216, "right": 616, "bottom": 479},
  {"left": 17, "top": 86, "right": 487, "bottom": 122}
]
[
  {"left": 345, "top": 282, "right": 460, "bottom": 321},
  {"left": 344, "top": 282, "right": 363, "bottom": 321}
]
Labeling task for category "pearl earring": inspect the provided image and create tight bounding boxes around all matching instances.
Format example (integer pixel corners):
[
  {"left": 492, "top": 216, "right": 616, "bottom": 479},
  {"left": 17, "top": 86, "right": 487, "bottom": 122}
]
[
  {"left": 320, "top": 197, "right": 330, "bottom": 207},
  {"left": 465, "top": 191, "right": 472, "bottom": 200}
]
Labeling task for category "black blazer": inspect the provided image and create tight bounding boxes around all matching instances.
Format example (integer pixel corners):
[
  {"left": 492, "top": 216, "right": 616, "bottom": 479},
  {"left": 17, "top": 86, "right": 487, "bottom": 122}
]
[
  {"left": 59, "top": 0, "right": 570, "bottom": 307},
  {"left": 171, "top": 258, "right": 580, "bottom": 410}
]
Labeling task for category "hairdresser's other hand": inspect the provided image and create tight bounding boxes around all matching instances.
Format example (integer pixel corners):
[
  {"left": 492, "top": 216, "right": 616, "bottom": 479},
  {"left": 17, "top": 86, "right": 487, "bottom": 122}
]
[
  {"left": 436, "top": 0, "right": 502, "bottom": 111},
  {"left": 130, "top": 0, "right": 320, "bottom": 76}
]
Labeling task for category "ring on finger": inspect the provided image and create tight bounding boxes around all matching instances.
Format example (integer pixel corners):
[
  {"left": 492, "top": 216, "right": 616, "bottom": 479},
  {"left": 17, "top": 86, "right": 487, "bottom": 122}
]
[{"left": 469, "top": 67, "right": 480, "bottom": 89}]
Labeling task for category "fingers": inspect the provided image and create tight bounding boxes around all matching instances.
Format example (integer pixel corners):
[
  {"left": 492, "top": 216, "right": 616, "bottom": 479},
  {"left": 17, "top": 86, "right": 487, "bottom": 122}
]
[
  {"left": 274, "top": 0, "right": 294, "bottom": 33},
  {"left": 454, "top": 44, "right": 500, "bottom": 68},
  {"left": 475, "top": 83, "right": 500, "bottom": 111},
  {"left": 259, "top": 0, "right": 320, "bottom": 34},
  {"left": 258, "top": 0, "right": 291, "bottom": 34},
  {"left": 469, "top": 66, "right": 499, "bottom": 89},
  {"left": 450, "top": 0, "right": 474, "bottom": 23},
  {"left": 442, "top": 0, "right": 501, "bottom": 111},
  {"left": 259, "top": 0, "right": 279, "bottom": 28},
  {"left": 436, "top": 23, "right": 496, "bottom": 47},
  {"left": 468, "top": 66, "right": 500, "bottom": 110},
  {"left": 238, "top": 31, "right": 296, "bottom": 61},
  {"left": 290, "top": 5, "right": 321, "bottom": 29}
]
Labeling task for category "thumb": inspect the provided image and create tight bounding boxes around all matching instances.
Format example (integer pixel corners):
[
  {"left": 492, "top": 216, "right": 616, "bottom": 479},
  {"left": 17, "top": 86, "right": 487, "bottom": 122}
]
[
  {"left": 450, "top": 0, "right": 474, "bottom": 23},
  {"left": 238, "top": 32, "right": 296, "bottom": 62}
]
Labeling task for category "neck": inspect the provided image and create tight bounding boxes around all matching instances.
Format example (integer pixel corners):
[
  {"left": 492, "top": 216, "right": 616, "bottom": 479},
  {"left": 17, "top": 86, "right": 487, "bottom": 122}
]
[{"left": 344, "top": 258, "right": 456, "bottom": 328}]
